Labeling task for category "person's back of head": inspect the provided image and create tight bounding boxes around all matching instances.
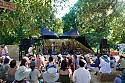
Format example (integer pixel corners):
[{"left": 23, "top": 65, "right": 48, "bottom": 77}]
[
  {"left": 10, "top": 60, "right": 16, "bottom": 68},
  {"left": 49, "top": 56, "right": 53, "bottom": 62},
  {"left": 30, "top": 61, "right": 35, "bottom": 71},
  {"left": 79, "top": 60, "right": 85, "bottom": 67},
  {"left": 20, "top": 58, "right": 27, "bottom": 66},
  {"left": 61, "top": 60, "right": 67, "bottom": 71}
]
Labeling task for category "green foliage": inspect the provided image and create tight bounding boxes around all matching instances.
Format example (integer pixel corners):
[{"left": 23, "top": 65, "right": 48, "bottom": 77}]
[
  {"left": 62, "top": 0, "right": 125, "bottom": 49},
  {"left": 1, "top": 0, "right": 125, "bottom": 50},
  {"left": 0, "top": 0, "right": 64, "bottom": 44}
]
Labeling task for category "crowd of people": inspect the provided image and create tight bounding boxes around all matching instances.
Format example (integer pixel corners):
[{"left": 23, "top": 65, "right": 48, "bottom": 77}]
[{"left": 0, "top": 44, "right": 125, "bottom": 83}]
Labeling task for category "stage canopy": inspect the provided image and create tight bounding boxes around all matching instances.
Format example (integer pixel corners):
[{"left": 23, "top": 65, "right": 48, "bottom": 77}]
[
  {"left": 40, "top": 26, "right": 58, "bottom": 39},
  {"left": 39, "top": 26, "right": 94, "bottom": 53},
  {"left": 60, "top": 28, "right": 80, "bottom": 38}
]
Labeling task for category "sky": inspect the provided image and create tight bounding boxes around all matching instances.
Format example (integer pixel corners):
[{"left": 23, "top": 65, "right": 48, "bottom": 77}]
[{"left": 55, "top": 0, "right": 78, "bottom": 18}]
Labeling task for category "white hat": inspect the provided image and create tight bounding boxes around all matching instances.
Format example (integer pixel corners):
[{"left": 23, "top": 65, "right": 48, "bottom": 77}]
[
  {"left": 15, "top": 66, "right": 31, "bottom": 81},
  {"left": 43, "top": 68, "right": 59, "bottom": 82}
]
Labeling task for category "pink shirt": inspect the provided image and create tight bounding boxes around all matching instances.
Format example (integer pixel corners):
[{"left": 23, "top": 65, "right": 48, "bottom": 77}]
[{"left": 36, "top": 58, "right": 42, "bottom": 68}]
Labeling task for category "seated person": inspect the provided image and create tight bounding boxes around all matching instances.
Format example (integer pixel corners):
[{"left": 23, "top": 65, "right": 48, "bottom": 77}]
[
  {"left": 90, "top": 55, "right": 100, "bottom": 68},
  {"left": 117, "top": 55, "right": 125, "bottom": 71},
  {"left": 110, "top": 56, "right": 117, "bottom": 68},
  {"left": 59, "top": 60, "right": 72, "bottom": 83},
  {"left": 43, "top": 68, "right": 59, "bottom": 83},
  {"left": 99, "top": 55, "right": 111, "bottom": 73},
  {"left": 46, "top": 56, "right": 56, "bottom": 71},
  {"left": 114, "top": 69, "right": 125, "bottom": 83}
]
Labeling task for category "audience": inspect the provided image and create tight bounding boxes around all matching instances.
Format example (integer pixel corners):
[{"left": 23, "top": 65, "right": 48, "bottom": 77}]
[
  {"left": 117, "top": 54, "right": 125, "bottom": 71},
  {"left": 12, "top": 66, "right": 31, "bottom": 83},
  {"left": 59, "top": 60, "right": 72, "bottom": 83},
  {"left": 99, "top": 55, "right": 111, "bottom": 73},
  {"left": 114, "top": 69, "right": 125, "bottom": 83},
  {"left": 43, "top": 68, "right": 59, "bottom": 83},
  {"left": 6, "top": 60, "right": 17, "bottom": 83},
  {"left": 1, "top": 57, "right": 10, "bottom": 81},
  {"left": 28, "top": 61, "right": 41, "bottom": 83},
  {"left": 73, "top": 59, "right": 91, "bottom": 83},
  {"left": 46, "top": 56, "right": 56, "bottom": 71},
  {"left": 90, "top": 55, "right": 100, "bottom": 68}
]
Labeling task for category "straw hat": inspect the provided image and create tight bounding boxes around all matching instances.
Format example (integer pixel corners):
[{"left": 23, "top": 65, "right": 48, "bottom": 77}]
[
  {"left": 15, "top": 66, "right": 31, "bottom": 81},
  {"left": 43, "top": 68, "right": 59, "bottom": 82}
]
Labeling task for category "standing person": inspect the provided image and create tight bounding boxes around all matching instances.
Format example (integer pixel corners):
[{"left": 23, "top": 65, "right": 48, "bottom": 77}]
[
  {"left": 1, "top": 44, "right": 8, "bottom": 56},
  {"left": 67, "top": 42, "right": 71, "bottom": 54},
  {"left": 28, "top": 45, "right": 33, "bottom": 56},
  {"left": 60, "top": 42, "right": 66, "bottom": 54},
  {"left": 73, "top": 59, "right": 91, "bottom": 83},
  {"left": 51, "top": 42, "right": 56, "bottom": 54}
]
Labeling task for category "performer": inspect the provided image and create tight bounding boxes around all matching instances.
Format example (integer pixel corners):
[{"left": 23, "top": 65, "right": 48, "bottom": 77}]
[
  {"left": 60, "top": 42, "right": 66, "bottom": 54},
  {"left": 51, "top": 42, "right": 56, "bottom": 54},
  {"left": 67, "top": 41, "right": 71, "bottom": 54}
]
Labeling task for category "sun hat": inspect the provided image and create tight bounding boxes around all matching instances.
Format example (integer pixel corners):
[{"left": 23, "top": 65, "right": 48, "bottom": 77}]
[
  {"left": 15, "top": 66, "right": 31, "bottom": 81},
  {"left": 43, "top": 68, "right": 59, "bottom": 82}
]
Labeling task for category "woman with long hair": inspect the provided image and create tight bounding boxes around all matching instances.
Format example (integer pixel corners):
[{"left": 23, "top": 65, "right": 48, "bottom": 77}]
[{"left": 59, "top": 60, "right": 72, "bottom": 83}]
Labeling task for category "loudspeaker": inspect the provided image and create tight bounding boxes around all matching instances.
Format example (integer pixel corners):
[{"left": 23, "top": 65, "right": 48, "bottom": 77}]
[
  {"left": 19, "top": 45, "right": 30, "bottom": 51},
  {"left": 20, "top": 39, "right": 31, "bottom": 45},
  {"left": 100, "top": 44, "right": 109, "bottom": 49},
  {"left": 100, "top": 39, "right": 107, "bottom": 45}
]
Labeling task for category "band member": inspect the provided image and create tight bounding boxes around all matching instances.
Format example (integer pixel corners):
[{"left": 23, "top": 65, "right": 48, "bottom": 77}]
[
  {"left": 67, "top": 41, "right": 71, "bottom": 54},
  {"left": 51, "top": 42, "right": 56, "bottom": 54},
  {"left": 60, "top": 42, "right": 66, "bottom": 54}
]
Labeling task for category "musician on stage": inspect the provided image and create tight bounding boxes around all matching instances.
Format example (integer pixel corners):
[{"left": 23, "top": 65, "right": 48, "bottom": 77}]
[
  {"left": 60, "top": 42, "right": 66, "bottom": 54},
  {"left": 51, "top": 42, "right": 56, "bottom": 54}
]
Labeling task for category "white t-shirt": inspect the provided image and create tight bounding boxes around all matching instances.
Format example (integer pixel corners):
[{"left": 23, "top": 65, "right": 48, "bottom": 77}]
[
  {"left": 28, "top": 47, "right": 33, "bottom": 55},
  {"left": 28, "top": 69, "right": 41, "bottom": 83},
  {"left": 73, "top": 67, "right": 91, "bottom": 83},
  {"left": 99, "top": 59, "right": 112, "bottom": 73},
  {"left": 51, "top": 44, "right": 55, "bottom": 50},
  {"left": 2, "top": 46, "right": 8, "bottom": 54}
]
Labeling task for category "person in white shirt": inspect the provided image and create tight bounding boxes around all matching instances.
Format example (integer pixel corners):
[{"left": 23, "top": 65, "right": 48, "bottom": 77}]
[
  {"left": 99, "top": 55, "right": 111, "bottom": 73},
  {"left": 1, "top": 44, "right": 8, "bottom": 56},
  {"left": 51, "top": 42, "right": 56, "bottom": 54},
  {"left": 28, "top": 45, "right": 33, "bottom": 56},
  {"left": 28, "top": 61, "right": 41, "bottom": 83},
  {"left": 73, "top": 59, "right": 91, "bottom": 83}
]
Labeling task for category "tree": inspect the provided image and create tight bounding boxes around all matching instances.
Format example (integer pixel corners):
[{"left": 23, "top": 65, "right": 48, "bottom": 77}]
[
  {"left": 62, "top": 0, "right": 125, "bottom": 48},
  {"left": 0, "top": 0, "right": 64, "bottom": 44}
]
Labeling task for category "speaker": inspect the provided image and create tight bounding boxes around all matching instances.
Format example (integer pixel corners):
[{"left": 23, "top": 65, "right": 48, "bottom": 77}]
[
  {"left": 20, "top": 39, "right": 31, "bottom": 45},
  {"left": 100, "top": 44, "right": 109, "bottom": 49},
  {"left": 19, "top": 45, "right": 30, "bottom": 51},
  {"left": 100, "top": 39, "right": 107, "bottom": 45}
]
